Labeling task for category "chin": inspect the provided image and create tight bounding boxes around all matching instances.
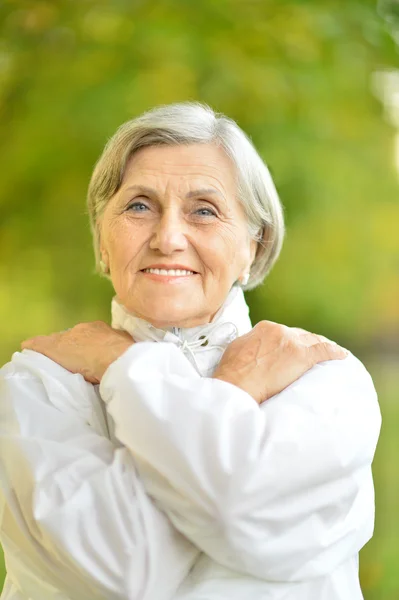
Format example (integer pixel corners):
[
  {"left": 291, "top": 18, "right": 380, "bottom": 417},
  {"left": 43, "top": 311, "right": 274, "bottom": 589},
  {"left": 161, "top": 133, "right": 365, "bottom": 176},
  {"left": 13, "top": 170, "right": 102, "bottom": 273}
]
[
  {"left": 148, "top": 308, "right": 210, "bottom": 329},
  {"left": 133, "top": 301, "right": 197, "bottom": 328},
  {"left": 152, "top": 312, "right": 195, "bottom": 329}
]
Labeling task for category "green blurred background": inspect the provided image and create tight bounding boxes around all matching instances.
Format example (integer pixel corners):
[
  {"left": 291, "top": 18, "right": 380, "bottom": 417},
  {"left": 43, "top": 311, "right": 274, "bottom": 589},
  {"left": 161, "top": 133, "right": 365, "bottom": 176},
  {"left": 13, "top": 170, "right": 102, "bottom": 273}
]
[{"left": 1, "top": 0, "right": 398, "bottom": 597}]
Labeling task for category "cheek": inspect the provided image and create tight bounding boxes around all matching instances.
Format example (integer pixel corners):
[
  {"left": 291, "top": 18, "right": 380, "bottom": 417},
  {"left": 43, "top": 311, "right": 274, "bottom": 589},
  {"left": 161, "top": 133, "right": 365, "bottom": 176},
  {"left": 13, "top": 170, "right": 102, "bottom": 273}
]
[
  {"left": 107, "top": 221, "right": 143, "bottom": 265},
  {"left": 197, "top": 226, "right": 248, "bottom": 278}
]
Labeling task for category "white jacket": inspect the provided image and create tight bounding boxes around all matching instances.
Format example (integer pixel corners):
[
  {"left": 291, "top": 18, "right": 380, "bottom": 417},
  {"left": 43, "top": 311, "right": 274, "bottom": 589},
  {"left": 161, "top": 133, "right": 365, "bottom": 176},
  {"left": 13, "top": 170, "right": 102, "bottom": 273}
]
[{"left": 0, "top": 285, "right": 381, "bottom": 600}]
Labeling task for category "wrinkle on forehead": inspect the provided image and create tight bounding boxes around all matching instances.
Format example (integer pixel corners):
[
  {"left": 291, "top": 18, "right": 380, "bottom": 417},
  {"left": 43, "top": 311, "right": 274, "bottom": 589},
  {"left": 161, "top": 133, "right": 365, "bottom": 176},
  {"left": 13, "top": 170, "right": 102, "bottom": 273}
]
[{"left": 120, "top": 144, "right": 238, "bottom": 201}]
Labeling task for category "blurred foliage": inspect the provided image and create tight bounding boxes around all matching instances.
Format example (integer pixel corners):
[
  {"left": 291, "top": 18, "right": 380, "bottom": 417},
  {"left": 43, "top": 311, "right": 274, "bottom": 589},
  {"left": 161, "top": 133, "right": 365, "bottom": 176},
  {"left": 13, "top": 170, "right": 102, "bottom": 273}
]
[
  {"left": 0, "top": 0, "right": 398, "bottom": 354},
  {"left": 0, "top": 0, "right": 398, "bottom": 598}
]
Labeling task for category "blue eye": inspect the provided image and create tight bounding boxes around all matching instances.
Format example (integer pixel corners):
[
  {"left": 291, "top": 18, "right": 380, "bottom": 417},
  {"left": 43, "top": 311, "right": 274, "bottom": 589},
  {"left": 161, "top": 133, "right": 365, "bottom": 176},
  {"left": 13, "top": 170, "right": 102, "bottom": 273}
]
[
  {"left": 128, "top": 202, "right": 149, "bottom": 212},
  {"left": 196, "top": 207, "right": 216, "bottom": 217}
]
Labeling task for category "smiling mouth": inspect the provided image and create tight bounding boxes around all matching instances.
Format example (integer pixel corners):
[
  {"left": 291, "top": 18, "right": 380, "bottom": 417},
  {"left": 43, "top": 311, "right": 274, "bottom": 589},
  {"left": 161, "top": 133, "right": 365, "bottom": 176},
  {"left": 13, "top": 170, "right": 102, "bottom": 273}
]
[{"left": 140, "top": 268, "right": 197, "bottom": 276}]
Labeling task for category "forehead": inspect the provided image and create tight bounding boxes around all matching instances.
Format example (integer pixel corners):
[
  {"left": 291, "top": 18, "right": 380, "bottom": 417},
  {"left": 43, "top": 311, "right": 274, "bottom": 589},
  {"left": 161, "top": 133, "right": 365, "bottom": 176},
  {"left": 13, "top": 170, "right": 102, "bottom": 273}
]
[{"left": 122, "top": 143, "right": 237, "bottom": 192}]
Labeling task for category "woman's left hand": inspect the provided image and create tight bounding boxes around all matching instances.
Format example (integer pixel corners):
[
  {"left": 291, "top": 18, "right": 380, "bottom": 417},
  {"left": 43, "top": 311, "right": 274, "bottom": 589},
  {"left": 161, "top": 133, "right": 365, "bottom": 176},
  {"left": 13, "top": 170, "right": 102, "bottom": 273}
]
[{"left": 21, "top": 321, "right": 134, "bottom": 384}]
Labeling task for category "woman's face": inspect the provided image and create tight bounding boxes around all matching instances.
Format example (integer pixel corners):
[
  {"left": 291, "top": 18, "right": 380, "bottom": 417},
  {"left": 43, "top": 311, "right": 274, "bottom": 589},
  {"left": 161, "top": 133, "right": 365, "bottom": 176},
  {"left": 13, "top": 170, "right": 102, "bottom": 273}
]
[{"left": 100, "top": 143, "right": 257, "bottom": 328}]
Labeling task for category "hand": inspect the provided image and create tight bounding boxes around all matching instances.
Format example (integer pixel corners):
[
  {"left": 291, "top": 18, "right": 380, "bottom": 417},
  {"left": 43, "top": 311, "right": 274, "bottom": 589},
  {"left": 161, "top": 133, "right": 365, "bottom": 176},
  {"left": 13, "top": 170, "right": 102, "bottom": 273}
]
[
  {"left": 21, "top": 321, "right": 134, "bottom": 384},
  {"left": 212, "top": 321, "right": 348, "bottom": 404}
]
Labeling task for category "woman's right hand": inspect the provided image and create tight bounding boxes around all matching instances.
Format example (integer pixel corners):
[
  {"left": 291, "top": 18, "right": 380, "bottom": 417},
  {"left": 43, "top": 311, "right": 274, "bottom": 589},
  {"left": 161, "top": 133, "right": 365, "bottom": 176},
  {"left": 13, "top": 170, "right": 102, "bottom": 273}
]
[{"left": 212, "top": 321, "right": 348, "bottom": 404}]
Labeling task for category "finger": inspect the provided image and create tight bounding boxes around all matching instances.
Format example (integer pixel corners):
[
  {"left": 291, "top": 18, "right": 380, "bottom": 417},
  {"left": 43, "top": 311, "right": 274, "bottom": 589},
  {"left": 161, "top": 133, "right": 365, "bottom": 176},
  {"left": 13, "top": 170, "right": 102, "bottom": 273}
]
[
  {"left": 291, "top": 327, "right": 311, "bottom": 336},
  {"left": 291, "top": 327, "right": 334, "bottom": 345},
  {"left": 308, "top": 341, "right": 348, "bottom": 365},
  {"left": 21, "top": 335, "right": 53, "bottom": 351},
  {"left": 84, "top": 375, "right": 100, "bottom": 385},
  {"left": 21, "top": 337, "right": 41, "bottom": 350},
  {"left": 293, "top": 332, "right": 332, "bottom": 348}
]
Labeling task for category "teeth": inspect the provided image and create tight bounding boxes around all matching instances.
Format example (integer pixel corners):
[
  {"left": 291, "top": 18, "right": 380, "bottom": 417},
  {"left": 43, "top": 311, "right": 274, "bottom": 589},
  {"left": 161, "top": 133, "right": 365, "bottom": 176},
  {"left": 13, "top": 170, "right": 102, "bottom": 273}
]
[{"left": 143, "top": 268, "right": 195, "bottom": 276}]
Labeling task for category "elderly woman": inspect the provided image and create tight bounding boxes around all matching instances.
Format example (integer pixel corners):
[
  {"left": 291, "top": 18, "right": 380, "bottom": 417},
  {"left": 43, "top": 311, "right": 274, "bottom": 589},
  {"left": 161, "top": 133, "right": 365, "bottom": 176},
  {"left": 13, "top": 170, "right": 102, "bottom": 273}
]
[{"left": 0, "top": 102, "right": 380, "bottom": 600}]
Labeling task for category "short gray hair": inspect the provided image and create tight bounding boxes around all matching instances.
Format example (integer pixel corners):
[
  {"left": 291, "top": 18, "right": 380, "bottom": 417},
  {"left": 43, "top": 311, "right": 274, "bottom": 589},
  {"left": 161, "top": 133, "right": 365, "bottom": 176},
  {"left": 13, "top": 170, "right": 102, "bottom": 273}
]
[{"left": 87, "top": 101, "right": 285, "bottom": 290}]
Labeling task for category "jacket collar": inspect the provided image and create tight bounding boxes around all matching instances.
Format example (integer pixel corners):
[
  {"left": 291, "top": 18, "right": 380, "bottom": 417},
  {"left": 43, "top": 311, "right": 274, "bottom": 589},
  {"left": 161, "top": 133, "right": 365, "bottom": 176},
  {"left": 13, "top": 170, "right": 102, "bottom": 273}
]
[{"left": 111, "top": 284, "right": 252, "bottom": 377}]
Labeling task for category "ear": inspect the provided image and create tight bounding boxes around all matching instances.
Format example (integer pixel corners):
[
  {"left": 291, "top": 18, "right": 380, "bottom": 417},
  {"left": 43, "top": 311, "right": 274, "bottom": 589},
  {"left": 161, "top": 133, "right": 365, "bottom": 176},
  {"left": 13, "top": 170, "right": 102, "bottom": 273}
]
[
  {"left": 99, "top": 234, "right": 109, "bottom": 264},
  {"left": 239, "top": 239, "right": 258, "bottom": 284},
  {"left": 249, "top": 238, "right": 258, "bottom": 267}
]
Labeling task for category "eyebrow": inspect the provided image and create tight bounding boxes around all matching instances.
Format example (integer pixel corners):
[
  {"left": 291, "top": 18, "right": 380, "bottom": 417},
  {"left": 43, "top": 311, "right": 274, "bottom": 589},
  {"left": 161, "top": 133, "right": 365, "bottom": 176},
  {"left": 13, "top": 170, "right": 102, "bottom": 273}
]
[
  {"left": 125, "top": 184, "right": 226, "bottom": 201},
  {"left": 186, "top": 188, "right": 225, "bottom": 200}
]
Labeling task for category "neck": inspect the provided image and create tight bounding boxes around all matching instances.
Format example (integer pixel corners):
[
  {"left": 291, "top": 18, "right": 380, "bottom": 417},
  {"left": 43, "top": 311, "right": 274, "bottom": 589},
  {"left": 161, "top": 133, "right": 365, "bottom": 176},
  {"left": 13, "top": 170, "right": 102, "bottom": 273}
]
[
  {"left": 139, "top": 313, "right": 216, "bottom": 331},
  {"left": 111, "top": 285, "right": 252, "bottom": 377},
  {"left": 114, "top": 286, "right": 241, "bottom": 331}
]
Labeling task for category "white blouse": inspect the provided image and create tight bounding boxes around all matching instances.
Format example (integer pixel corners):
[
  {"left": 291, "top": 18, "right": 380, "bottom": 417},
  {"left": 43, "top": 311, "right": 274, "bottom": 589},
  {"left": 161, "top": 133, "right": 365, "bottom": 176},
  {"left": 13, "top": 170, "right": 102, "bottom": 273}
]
[{"left": 0, "top": 286, "right": 381, "bottom": 599}]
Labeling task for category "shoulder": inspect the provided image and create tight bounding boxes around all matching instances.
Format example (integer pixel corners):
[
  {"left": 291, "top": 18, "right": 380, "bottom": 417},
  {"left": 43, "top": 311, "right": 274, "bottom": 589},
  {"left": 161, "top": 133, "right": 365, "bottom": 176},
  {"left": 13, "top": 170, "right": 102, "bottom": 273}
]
[
  {"left": 268, "top": 339, "right": 377, "bottom": 399},
  {"left": 1, "top": 350, "right": 108, "bottom": 436},
  {"left": 299, "top": 349, "right": 375, "bottom": 390},
  {"left": 1, "top": 349, "right": 74, "bottom": 381},
  {"left": 299, "top": 350, "right": 377, "bottom": 400},
  {"left": 266, "top": 349, "right": 381, "bottom": 436},
  {"left": 0, "top": 349, "right": 89, "bottom": 409}
]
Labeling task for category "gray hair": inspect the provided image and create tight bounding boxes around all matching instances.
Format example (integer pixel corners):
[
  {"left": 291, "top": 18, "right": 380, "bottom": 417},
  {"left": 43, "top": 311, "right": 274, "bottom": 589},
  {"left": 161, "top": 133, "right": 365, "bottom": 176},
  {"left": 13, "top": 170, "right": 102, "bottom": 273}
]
[{"left": 87, "top": 101, "right": 285, "bottom": 290}]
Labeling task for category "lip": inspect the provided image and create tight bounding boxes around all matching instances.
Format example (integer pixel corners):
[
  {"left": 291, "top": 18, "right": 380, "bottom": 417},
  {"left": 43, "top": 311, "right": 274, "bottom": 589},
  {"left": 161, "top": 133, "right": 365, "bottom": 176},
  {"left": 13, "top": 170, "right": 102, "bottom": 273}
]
[
  {"left": 140, "top": 270, "right": 198, "bottom": 283},
  {"left": 140, "top": 264, "right": 198, "bottom": 273}
]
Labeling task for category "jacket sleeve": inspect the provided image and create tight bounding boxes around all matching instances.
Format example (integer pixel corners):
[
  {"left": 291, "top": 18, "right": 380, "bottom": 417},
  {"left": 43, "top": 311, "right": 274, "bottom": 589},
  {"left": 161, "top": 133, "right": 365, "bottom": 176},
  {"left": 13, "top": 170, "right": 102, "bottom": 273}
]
[
  {"left": 99, "top": 341, "right": 381, "bottom": 582},
  {"left": 0, "top": 351, "right": 198, "bottom": 600}
]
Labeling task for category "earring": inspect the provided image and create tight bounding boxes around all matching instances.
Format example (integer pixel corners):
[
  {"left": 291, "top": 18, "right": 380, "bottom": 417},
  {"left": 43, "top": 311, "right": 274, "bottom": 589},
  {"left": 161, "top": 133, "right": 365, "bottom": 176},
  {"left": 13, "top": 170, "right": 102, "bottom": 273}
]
[
  {"left": 100, "top": 260, "right": 109, "bottom": 274},
  {"left": 241, "top": 273, "right": 250, "bottom": 286}
]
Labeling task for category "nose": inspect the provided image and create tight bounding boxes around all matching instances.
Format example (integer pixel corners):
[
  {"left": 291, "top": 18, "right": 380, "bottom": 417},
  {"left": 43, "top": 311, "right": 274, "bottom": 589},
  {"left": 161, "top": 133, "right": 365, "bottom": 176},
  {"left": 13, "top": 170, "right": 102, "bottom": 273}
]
[{"left": 149, "top": 209, "right": 188, "bottom": 255}]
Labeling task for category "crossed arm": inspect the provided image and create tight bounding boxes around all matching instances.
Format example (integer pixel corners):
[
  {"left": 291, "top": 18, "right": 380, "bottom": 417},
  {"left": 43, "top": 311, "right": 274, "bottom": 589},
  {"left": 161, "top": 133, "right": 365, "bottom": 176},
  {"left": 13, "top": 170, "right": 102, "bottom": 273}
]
[
  {"left": 0, "top": 342, "right": 381, "bottom": 599},
  {"left": 100, "top": 342, "right": 381, "bottom": 581},
  {"left": 0, "top": 349, "right": 199, "bottom": 600}
]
